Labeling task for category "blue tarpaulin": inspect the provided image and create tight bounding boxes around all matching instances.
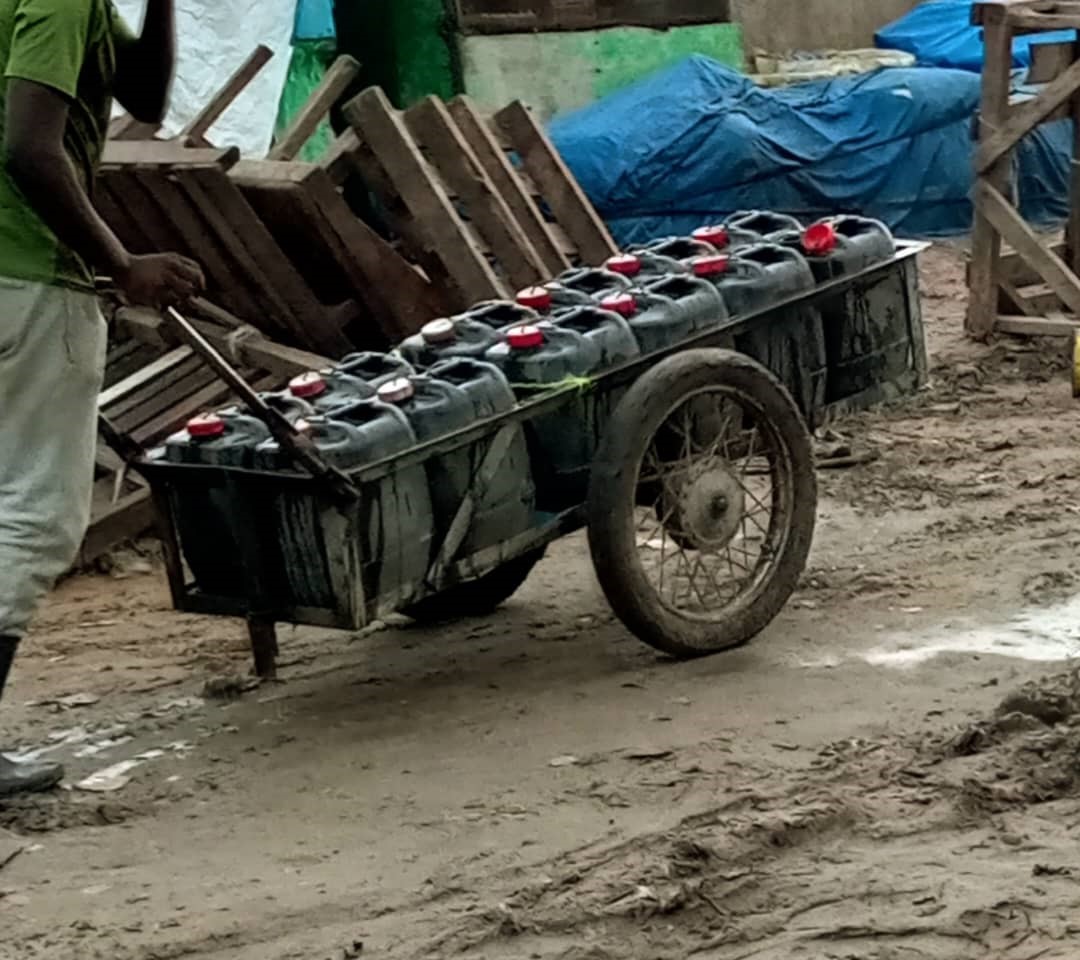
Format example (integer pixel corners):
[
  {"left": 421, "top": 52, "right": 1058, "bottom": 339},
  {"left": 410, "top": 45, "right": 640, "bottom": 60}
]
[
  {"left": 548, "top": 56, "right": 1071, "bottom": 241},
  {"left": 875, "top": 1, "right": 1075, "bottom": 72},
  {"left": 293, "top": 0, "right": 335, "bottom": 42}
]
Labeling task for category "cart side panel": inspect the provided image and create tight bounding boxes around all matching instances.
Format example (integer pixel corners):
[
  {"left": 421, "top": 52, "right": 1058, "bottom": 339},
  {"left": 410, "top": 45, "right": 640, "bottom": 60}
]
[{"left": 821, "top": 256, "right": 928, "bottom": 414}]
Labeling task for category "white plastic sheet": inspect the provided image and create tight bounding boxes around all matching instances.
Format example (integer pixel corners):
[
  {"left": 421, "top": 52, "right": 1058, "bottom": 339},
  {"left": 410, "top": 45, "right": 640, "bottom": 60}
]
[{"left": 112, "top": 0, "right": 297, "bottom": 157}]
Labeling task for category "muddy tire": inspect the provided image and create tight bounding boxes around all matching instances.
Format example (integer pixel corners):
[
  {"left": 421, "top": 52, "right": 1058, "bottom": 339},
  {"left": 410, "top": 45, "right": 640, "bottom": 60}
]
[
  {"left": 402, "top": 548, "right": 546, "bottom": 624},
  {"left": 587, "top": 349, "right": 816, "bottom": 659}
]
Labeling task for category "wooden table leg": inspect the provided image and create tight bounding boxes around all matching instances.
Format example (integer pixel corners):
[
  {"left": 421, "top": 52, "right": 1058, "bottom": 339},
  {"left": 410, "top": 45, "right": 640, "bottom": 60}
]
[{"left": 248, "top": 616, "right": 279, "bottom": 680}]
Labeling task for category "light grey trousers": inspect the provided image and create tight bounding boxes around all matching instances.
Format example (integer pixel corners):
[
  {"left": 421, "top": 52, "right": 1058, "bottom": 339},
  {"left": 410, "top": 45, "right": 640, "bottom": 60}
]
[{"left": 0, "top": 277, "right": 106, "bottom": 637}]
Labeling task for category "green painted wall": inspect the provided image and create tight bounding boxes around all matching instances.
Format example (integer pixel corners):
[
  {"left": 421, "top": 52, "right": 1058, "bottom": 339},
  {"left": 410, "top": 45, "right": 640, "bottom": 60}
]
[
  {"left": 333, "top": 0, "right": 459, "bottom": 109},
  {"left": 393, "top": 0, "right": 460, "bottom": 105},
  {"left": 459, "top": 23, "right": 744, "bottom": 120}
]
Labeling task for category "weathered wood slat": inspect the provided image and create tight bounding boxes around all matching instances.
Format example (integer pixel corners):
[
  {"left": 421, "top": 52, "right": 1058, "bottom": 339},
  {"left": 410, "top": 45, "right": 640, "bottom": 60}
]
[
  {"left": 494, "top": 100, "right": 617, "bottom": 265},
  {"left": 101, "top": 144, "right": 240, "bottom": 168},
  {"left": 967, "top": 4, "right": 1016, "bottom": 339},
  {"left": 996, "top": 313, "right": 1080, "bottom": 336},
  {"left": 978, "top": 179, "right": 1080, "bottom": 313},
  {"left": 345, "top": 87, "right": 505, "bottom": 304},
  {"left": 269, "top": 55, "right": 362, "bottom": 162},
  {"left": 405, "top": 96, "right": 548, "bottom": 290},
  {"left": 230, "top": 159, "right": 447, "bottom": 341},
  {"left": 118, "top": 306, "right": 332, "bottom": 379},
  {"left": 977, "top": 56, "right": 1080, "bottom": 172},
  {"left": 179, "top": 45, "right": 273, "bottom": 146},
  {"left": 447, "top": 94, "right": 569, "bottom": 276}
]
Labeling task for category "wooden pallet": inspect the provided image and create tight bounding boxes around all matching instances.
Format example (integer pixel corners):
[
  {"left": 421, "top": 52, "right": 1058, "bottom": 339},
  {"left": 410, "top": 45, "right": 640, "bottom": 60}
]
[
  {"left": 336, "top": 88, "right": 618, "bottom": 309},
  {"left": 97, "top": 62, "right": 457, "bottom": 353},
  {"left": 968, "top": 3, "right": 1080, "bottom": 339}
]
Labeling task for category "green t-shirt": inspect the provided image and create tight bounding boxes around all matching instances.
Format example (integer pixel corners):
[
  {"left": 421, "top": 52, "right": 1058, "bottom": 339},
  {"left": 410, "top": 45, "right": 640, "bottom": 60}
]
[{"left": 0, "top": 0, "right": 134, "bottom": 291}]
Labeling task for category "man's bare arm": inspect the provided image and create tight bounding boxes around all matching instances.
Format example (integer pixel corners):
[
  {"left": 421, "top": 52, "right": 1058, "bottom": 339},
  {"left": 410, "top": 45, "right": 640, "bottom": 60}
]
[
  {"left": 4, "top": 79, "right": 203, "bottom": 305},
  {"left": 113, "top": 0, "right": 175, "bottom": 125}
]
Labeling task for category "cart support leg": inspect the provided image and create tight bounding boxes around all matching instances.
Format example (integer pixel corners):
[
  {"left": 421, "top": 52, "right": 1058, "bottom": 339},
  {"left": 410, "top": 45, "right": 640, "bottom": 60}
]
[{"left": 248, "top": 616, "right": 278, "bottom": 680}]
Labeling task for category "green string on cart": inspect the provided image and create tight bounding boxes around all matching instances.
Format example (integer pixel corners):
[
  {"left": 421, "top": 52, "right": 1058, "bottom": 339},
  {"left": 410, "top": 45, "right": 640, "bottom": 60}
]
[{"left": 508, "top": 375, "right": 597, "bottom": 396}]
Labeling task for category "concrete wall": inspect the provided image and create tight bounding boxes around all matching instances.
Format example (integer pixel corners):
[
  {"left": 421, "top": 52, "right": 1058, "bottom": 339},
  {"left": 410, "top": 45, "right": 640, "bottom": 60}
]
[
  {"left": 460, "top": 23, "right": 743, "bottom": 121},
  {"left": 732, "top": 0, "right": 920, "bottom": 53}
]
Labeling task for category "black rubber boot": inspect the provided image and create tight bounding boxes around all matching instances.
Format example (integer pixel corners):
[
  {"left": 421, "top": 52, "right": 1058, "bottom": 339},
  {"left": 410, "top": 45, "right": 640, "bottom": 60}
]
[{"left": 0, "top": 636, "right": 63, "bottom": 797}]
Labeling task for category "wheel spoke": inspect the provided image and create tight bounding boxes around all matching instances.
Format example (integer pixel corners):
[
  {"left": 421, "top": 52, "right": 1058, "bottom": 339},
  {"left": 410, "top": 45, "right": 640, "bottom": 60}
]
[{"left": 627, "top": 384, "right": 797, "bottom": 629}]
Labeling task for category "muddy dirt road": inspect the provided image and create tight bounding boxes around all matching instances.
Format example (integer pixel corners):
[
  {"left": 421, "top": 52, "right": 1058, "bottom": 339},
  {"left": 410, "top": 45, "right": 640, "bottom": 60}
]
[{"left": 4, "top": 246, "right": 1080, "bottom": 959}]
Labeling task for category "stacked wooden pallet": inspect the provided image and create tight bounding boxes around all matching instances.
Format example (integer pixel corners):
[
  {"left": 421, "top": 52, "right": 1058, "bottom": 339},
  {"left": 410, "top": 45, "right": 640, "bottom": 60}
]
[
  {"left": 331, "top": 88, "right": 619, "bottom": 307},
  {"left": 91, "top": 54, "right": 616, "bottom": 559}
]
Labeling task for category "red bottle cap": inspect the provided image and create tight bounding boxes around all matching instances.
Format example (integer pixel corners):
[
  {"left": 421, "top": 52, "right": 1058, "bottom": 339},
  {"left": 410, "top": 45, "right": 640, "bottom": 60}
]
[
  {"left": 605, "top": 253, "right": 642, "bottom": 277},
  {"left": 516, "top": 286, "right": 552, "bottom": 311},
  {"left": 289, "top": 371, "right": 328, "bottom": 399},
  {"left": 601, "top": 292, "right": 637, "bottom": 317},
  {"left": 421, "top": 318, "right": 456, "bottom": 344},
  {"left": 506, "top": 324, "right": 545, "bottom": 350},
  {"left": 803, "top": 221, "right": 838, "bottom": 255},
  {"left": 377, "top": 377, "right": 416, "bottom": 404},
  {"left": 692, "top": 225, "right": 730, "bottom": 248},
  {"left": 187, "top": 413, "right": 226, "bottom": 439},
  {"left": 691, "top": 254, "right": 731, "bottom": 277}
]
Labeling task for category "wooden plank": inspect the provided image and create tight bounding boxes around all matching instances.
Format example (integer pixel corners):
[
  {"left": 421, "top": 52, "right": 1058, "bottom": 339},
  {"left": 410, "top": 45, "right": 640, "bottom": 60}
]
[
  {"left": 321, "top": 129, "right": 361, "bottom": 187},
  {"left": 1007, "top": 4, "right": 1080, "bottom": 33},
  {"left": 105, "top": 353, "right": 205, "bottom": 421},
  {"left": 447, "top": 95, "right": 569, "bottom": 275},
  {"left": 269, "top": 56, "right": 362, "bottom": 161},
  {"left": 405, "top": 96, "right": 548, "bottom": 290},
  {"left": 107, "top": 115, "right": 160, "bottom": 141},
  {"left": 101, "top": 143, "right": 240, "bottom": 168},
  {"left": 1069, "top": 40, "right": 1080, "bottom": 276},
  {"left": 994, "top": 241, "right": 1067, "bottom": 285},
  {"left": 174, "top": 165, "right": 355, "bottom": 355},
  {"left": 301, "top": 171, "right": 449, "bottom": 339},
  {"left": 132, "top": 371, "right": 279, "bottom": 445},
  {"left": 179, "top": 45, "right": 274, "bottom": 145},
  {"left": 96, "top": 173, "right": 174, "bottom": 256},
  {"left": 967, "top": 6, "right": 1016, "bottom": 340},
  {"left": 98, "top": 346, "right": 192, "bottom": 408},
  {"left": 453, "top": 0, "right": 731, "bottom": 33},
  {"left": 494, "top": 100, "right": 617, "bottom": 265},
  {"left": 999, "top": 276, "right": 1041, "bottom": 315},
  {"left": 320, "top": 131, "right": 464, "bottom": 308},
  {"left": 118, "top": 305, "right": 334, "bottom": 378},
  {"left": 230, "top": 160, "right": 445, "bottom": 341},
  {"left": 977, "top": 56, "right": 1080, "bottom": 172},
  {"left": 996, "top": 313, "right": 1080, "bottom": 335},
  {"left": 978, "top": 179, "right": 1080, "bottom": 313},
  {"left": 1028, "top": 39, "right": 1076, "bottom": 83},
  {"left": 345, "top": 87, "right": 504, "bottom": 305},
  {"left": 118, "top": 367, "right": 220, "bottom": 436},
  {"left": 127, "top": 167, "right": 275, "bottom": 329}
]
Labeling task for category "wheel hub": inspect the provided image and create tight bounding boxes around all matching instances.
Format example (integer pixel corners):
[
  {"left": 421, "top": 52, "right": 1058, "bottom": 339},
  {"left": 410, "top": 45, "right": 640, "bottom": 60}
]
[{"left": 672, "top": 459, "right": 745, "bottom": 549}]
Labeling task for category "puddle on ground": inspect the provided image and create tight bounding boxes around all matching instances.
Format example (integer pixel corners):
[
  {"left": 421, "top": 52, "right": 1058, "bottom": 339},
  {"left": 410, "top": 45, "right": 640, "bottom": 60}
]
[{"left": 861, "top": 595, "right": 1080, "bottom": 668}]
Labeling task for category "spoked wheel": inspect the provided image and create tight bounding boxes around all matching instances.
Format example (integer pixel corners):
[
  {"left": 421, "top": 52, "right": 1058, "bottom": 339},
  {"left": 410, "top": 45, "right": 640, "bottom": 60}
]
[{"left": 587, "top": 349, "right": 816, "bottom": 658}]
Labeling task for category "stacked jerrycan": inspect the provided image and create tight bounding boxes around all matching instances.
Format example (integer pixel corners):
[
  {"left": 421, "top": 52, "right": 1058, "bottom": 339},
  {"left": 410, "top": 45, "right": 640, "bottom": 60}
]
[
  {"left": 599, "top": 273, "right": 728, "bottom": 355},
  {"left": 254, "top": 401, "right": 435, "bottom": 612},
  {"left": 725, "top": 210, "right": 805, "bottom": 243},
  {"left": 485, "top": 322, "right": 605, "bottom": 511},
  {"left": 398, "top": 316, "right": 502, "bottom": 368},
  {"left": 781, "top": 215, "right": 900, "bottom": 404},
  {"left": 375, "top": 367, "right": 535, "bottom": 564},
  {"left": 689, "top": 241, "right": 828, "bottom": 423},
  {"left": 335, "top": 351, "right": 415, "bottom": 387},
  {"left": 282, "top": 369, "right": 374, "bottom": 414},
  {"left": 161, "top": 408, "right": 281, "bottom": 596}
]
